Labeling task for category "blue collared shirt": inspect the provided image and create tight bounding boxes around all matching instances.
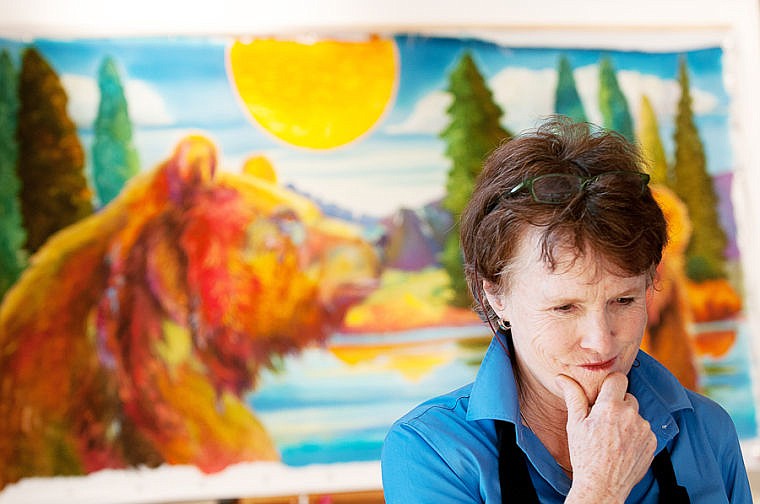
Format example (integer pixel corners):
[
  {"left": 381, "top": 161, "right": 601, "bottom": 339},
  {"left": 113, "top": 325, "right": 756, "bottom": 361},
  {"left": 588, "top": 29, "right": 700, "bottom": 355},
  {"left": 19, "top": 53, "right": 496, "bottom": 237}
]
[{"left": 381, "top": 334, "right": 752, "bottom": 503}]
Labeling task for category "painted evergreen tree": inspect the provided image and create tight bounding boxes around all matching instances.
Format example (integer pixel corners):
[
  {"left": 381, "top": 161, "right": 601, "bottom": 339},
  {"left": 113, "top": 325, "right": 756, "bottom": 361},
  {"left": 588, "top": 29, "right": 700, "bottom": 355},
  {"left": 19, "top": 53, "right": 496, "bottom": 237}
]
[
  {"left": 92, "top": 56, "right": 140, "bottom": 207},
  {"left": 0, "top": 50, "right": 27, "bottom": 300},
  {"left": 598, "top": 56, "right": 634, "bottom": 142},
  {"left": 554, "top": 55, "right": 588, "bottom": 123},
  {"left": 672, "top": 56, "right": 727, "bottom": 281},
  {"left": 637, "top": 94, "right": 669, "bottom": 185},
  {"left": 17, "top": 47, "right": 93, "bottom": 253},
  {"left": 440, "top": 51, "right": 510, "bottom": 306}
]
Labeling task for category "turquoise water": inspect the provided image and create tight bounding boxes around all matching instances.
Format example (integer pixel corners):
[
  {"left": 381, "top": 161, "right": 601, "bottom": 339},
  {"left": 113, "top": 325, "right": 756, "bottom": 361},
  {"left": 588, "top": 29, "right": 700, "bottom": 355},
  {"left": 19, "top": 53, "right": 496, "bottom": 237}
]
[
  {"left": 698, "top": 321, "right": 758, "bottom": 438},
  {"left": 248, "top": 327, "right": 489, "bottom": 466},
  {"left": 248, "top": 323, "right": 757, "bottom": 466}
]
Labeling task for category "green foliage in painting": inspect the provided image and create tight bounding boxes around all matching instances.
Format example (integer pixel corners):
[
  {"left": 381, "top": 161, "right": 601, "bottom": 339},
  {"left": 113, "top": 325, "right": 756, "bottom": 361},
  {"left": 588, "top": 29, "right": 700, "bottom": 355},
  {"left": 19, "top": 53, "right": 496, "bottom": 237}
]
[
  {"left": 598, "top": 56, "right": 634, "bottom": 142},
  {"left": 637, "top": 94, "right": 669, "bottom": 185},
  {"left": 554, "top": 55, "right": 588, "bottom": 123},
  {"left": 440, "top": 51, "right": 511, "bottom": 306},
  {"left": 672, "top": 57, "right": 727, "bottom": 281},
  {"left": 0, "top": 50, "right": 27, "bottom": 300},
  {"left": 92, "top": 56, "right": 140, "bottom": 207},
  {"left": 17, "top": 47, "right": 93, "bottom": 253}
]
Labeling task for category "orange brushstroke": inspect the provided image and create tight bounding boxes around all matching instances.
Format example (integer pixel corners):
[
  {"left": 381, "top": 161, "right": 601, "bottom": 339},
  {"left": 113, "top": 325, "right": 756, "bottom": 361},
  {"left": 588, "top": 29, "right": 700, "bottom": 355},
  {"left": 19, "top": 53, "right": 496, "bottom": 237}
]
[
  {"left": 0, "top": 136, "right": 378, "bottom": 487},
  {"left": 694, "top": 330, "right": 736, "bottom": 359}
]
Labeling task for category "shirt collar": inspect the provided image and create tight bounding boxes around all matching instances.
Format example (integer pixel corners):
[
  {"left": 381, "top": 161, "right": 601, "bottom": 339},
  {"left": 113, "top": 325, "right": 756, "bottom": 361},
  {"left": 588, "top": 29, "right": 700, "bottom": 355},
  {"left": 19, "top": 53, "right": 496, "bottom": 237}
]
[
  {"left": 466, "top": 330, "right": 520, "bottom": 423},
  {"left": 466, "top": 333, "right": 693, "bottom": 446},
  {"left": 629, "top": 350, "right": 693, "bottom": 450}
]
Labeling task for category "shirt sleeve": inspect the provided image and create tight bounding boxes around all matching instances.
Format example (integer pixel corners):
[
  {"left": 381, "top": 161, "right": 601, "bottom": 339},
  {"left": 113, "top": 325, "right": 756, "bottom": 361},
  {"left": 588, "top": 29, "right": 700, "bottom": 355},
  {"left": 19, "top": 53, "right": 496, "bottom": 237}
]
[
  {"left": 717, "top": 416, "right": 753, "bottom": 503},
  {"left": 381, "top": 420, "right": 482, "bottom": 503},
  {"left": 692, "top": 392, "right": 753, "bottom": 503}
]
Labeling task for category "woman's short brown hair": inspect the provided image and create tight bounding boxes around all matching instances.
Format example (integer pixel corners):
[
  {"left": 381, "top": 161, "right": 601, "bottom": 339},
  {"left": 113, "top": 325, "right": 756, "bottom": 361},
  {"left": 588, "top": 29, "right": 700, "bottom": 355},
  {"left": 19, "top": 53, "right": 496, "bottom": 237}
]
[{"left": 460, "top": 116, "right": 668, "bottom": 326}]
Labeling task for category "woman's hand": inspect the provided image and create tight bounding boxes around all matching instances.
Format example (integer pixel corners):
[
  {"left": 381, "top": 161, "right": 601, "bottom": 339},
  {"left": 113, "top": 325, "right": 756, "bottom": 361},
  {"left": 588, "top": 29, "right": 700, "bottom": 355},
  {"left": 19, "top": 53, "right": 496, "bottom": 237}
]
[{"left": 557, "top": 372, "right": 656, "bottom": 504}]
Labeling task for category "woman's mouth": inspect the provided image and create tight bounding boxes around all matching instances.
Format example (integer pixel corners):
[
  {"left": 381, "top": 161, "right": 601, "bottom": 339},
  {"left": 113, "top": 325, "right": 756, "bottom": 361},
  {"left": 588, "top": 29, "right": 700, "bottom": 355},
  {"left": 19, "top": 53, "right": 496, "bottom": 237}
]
[{"left": 580, "top": 357, "right": 617, "bottom": 372}]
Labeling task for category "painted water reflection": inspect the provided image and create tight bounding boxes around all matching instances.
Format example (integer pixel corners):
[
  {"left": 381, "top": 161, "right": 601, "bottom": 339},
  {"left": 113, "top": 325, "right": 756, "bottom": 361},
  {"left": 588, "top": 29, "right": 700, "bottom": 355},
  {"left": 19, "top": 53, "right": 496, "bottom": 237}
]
[{"left": 249, "top": 321, "right": 756, "bottom": 466}]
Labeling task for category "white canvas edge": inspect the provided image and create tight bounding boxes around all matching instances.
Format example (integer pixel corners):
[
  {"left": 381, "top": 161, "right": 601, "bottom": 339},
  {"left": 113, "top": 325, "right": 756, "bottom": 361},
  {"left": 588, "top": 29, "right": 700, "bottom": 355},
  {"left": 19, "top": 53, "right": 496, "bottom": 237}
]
[{"left": 0, "top": 461, "right": 382, "bottom": 504}]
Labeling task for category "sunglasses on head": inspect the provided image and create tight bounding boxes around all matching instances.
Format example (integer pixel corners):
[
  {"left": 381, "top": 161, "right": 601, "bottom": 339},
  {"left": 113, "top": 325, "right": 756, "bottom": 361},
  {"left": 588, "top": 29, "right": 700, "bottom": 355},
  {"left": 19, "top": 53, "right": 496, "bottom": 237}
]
[{"left": 489, "top": 171, "right": 650, "bottom": 210}]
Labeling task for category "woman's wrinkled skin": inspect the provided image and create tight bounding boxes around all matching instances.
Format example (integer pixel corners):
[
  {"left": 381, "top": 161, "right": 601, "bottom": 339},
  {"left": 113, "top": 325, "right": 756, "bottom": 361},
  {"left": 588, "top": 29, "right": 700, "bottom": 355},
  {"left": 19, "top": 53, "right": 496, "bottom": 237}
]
[{"left": 484, "top": 226, "right": 657, "bottom": 502}]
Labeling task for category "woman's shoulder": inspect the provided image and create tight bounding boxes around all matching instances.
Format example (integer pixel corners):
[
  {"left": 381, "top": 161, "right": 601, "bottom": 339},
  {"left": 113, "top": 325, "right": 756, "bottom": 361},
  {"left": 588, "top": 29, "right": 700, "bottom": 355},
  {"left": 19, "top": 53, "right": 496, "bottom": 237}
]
[
  {"left": 680, "top": 387, "right": 738, "bottom": 443},
  {"left": 392, "top": 383, "right": 475, "bottom": 430},
  {"left": 382, "top": 383, "right": 484, "bottom": 471},
  {"left": 385, "top": 381, "right": 502, "bottom": 461},
  {"left": 637, "top": 350, "right": 734, "bottom": 421},
  {"left": 682, "top": 387, "right": 733, "bottom": 418},
  {"left": 382, "top": 382, "right": 496, "bottom": 503}
]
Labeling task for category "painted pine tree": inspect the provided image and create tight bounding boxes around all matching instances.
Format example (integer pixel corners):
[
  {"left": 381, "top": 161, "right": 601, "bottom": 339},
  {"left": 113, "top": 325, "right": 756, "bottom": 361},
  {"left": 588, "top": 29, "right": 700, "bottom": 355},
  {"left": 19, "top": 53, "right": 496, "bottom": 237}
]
[
  {"left": 440, "top": 51, "right": 510, "bottom": 306},
  {"left": 554, "top": 55, "right": 588, "bottom": 123},
  {"left": 637, "top": 94, "right": 669, "bottom": 185},
  {"left": 92, "top": 56, "right": 140, "bottom": 207},
  {"left": 17, "top": 47, "right": 92, "bottom": 253},
  {"left": 598, "top": 56, "right": 634, "bottom": 142},
  {"left": 0, "top": 50, "right": 27, "bottom": 300},
  {"left": 672, "top": 57, "right": 727, "bottom": 281}
]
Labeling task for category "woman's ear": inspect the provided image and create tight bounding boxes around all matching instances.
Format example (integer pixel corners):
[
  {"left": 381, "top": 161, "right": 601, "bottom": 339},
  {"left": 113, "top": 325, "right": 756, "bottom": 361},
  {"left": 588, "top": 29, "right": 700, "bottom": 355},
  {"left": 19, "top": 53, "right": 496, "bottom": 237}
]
[{"left": 482, "top": 280, "right": 507, "bottom": 314}]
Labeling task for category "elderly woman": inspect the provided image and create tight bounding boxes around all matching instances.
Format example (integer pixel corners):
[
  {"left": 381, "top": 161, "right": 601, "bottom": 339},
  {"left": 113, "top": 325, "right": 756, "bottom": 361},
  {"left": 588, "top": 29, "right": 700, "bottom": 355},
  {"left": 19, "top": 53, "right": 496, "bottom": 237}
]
[{"left": 381, "top": 118, "right": 752, "bottom": 503}]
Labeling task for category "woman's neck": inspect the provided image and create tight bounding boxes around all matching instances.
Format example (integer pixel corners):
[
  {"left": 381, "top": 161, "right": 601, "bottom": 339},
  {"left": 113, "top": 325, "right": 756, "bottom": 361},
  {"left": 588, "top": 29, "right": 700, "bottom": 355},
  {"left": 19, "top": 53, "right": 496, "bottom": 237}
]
[{"left": 515, "top": 363, "right": 574, "bottom": 476}]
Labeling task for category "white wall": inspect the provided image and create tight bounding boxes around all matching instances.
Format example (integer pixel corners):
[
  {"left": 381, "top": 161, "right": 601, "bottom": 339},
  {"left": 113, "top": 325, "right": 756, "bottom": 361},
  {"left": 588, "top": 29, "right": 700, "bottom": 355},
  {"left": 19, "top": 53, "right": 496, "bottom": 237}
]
[{"left": 0, "top": 0, "right": 756, "bottom": 41}]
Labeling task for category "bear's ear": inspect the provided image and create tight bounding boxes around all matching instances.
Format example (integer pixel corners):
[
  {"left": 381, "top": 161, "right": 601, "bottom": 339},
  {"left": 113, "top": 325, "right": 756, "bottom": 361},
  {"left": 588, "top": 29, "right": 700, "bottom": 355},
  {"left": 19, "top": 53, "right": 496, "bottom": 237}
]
[
  {"left": 164, "top": 135, "right": 218, "bottom": 203},
  {"left": 242, "top": 155, "right": 278, "bottom": 184}
]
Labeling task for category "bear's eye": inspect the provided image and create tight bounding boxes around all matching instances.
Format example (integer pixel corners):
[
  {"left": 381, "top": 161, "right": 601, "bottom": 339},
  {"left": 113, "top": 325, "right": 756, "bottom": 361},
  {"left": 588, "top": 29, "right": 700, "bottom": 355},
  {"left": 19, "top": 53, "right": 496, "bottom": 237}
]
[
  {"left": 278, "top": 219, "right": 305, "bottom": 246},
  {"left": 272, "top": 207, "right": 306, "bottom": 246},
  {"left": 246, "top": 220, "right": 284, "bottom": 252}
]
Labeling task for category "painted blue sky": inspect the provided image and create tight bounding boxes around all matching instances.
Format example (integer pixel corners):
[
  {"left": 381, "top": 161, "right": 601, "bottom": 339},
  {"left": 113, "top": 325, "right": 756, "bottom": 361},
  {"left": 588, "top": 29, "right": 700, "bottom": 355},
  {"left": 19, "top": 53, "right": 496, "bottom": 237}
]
[{"left": 0, "top": 34, "right": 733, "bottom": 217}]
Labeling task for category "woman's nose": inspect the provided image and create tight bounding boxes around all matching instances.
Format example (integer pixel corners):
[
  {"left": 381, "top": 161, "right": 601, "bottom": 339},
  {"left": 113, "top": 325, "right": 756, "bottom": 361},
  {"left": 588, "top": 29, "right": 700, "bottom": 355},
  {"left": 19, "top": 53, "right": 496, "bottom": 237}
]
[{"left": 578, "top": 310, "right": 615, "bottom": 354}]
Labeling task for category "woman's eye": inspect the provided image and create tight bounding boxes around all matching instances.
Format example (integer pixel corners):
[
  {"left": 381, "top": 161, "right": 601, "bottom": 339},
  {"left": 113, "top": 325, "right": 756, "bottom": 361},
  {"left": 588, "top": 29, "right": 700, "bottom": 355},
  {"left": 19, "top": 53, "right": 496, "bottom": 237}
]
[
  {"left": 615, "top": 297, "right": 635, "bottom": 305},
  {"left": 554, "top": 304, "right": 575, "bottom": 313}
]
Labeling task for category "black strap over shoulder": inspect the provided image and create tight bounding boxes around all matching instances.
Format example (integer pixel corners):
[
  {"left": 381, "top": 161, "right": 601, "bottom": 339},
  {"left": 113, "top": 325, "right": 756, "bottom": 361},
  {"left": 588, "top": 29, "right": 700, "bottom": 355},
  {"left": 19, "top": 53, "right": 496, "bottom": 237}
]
[
  {"left": 498, "top": 421, "right": 539, "bottom": 503},
  {"left": 651, "top": 448, "right": 691, "bottom": 503},
  {"left": 497, "top": 421, "right": 689, "bottom": 503}
]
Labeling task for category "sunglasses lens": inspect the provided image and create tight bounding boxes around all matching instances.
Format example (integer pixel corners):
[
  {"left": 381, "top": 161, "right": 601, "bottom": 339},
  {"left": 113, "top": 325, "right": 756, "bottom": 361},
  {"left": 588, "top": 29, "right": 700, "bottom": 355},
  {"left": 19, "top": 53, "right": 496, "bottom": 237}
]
[
  {"left": 532, "top": 174, "right": 581, "bottom": 203},
  {"left": 595, "top": 172, "right": 649, "bottom": 193}
]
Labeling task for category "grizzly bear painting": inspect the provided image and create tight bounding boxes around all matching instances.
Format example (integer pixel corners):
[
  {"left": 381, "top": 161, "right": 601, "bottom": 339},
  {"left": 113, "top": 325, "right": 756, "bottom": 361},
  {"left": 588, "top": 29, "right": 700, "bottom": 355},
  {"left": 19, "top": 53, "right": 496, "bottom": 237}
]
[{"left": 0, "top": 136, "right": 379, "bottom": 488}]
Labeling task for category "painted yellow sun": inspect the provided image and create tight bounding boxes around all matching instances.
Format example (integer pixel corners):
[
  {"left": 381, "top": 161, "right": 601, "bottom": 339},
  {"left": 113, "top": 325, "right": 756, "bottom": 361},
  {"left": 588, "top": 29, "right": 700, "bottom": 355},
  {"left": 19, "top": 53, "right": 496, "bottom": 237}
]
[{"left": 227, "top": 36, "right": 398, "bottom": 150}]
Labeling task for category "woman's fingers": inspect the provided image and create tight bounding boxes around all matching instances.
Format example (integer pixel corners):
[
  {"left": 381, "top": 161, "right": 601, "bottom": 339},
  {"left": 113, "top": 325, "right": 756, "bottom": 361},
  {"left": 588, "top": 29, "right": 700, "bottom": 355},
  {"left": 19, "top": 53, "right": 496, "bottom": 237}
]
[
  {"left": 561, "top": 372, "right": 655, "bottom": 503},
  {"left": 555, "top": 374, "right": 590, "bottom": 424},
  {"left": 623, "top": 392, "right": 639, "bottom": 412},
  {"left": 595, "top": 371, "right": 628, "bottom": 403}
]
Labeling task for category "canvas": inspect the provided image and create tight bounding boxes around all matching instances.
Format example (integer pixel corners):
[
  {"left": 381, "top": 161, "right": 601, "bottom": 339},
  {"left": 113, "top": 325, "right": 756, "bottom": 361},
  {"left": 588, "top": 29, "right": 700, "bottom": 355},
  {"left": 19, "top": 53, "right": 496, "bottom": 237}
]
[{"left": 0, "top": 33, "right": 755, "bottom": 501}]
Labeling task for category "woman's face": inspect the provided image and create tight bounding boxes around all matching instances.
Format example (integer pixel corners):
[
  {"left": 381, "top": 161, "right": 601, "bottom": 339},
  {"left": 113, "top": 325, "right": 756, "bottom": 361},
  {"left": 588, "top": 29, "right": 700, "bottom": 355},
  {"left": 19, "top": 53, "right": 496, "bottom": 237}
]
[{"left": 485, "top": 226, "right": 649, "bottom": 406}]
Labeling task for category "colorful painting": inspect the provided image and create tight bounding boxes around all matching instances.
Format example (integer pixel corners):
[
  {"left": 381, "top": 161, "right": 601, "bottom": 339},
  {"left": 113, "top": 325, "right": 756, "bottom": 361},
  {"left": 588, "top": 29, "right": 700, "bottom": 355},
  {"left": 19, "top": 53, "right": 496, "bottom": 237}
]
[{"left": 0, "top": 33, "right": 755, "bottom": 496}]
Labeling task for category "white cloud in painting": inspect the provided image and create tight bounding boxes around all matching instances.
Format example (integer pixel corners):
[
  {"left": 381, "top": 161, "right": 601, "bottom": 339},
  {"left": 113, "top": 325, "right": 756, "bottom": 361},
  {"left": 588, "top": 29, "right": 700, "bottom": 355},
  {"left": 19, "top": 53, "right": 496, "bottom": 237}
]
[
  {"left": 573, "top": 65, "right": 718, "bottom": 127},
  {"left": 253, "top": 142, "right": 449, "bottom": 217},
  {"left": 384, "top": 67, "right": 559, "bottom": 137},
  {"left": 384, "top": 91, "right": 450, "bottom": 135},
  {"left": 125, "top": 79, "right": 174, "bottom": 126},
  {"left": 573, "top": 65, "right": 603, "bottom": 125},
  {"left": 62, "top": 74, "right": 173, "bottom": 128},
  {"left": 289, "top": 175, "right": 446, "bottom": 218},
  {"left": 619, "top": 69, "right": 719, "bottom": 120},
  {"left": 271, "top": 144, "right": 446, "bottom": 178},
  {"left": 386, "top": 64, "right": 719, "bottom": 137},
  {"left": 490, "top": 67, "right": 558, "bottom": 133}
]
